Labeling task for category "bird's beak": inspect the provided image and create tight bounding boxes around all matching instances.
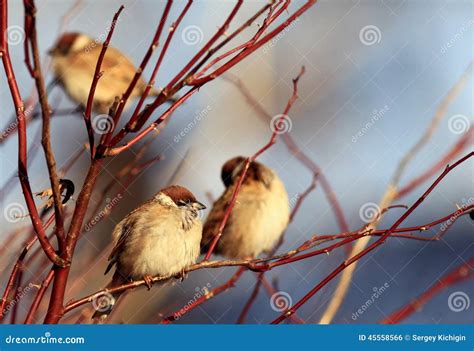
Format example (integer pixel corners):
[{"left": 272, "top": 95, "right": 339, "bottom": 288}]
[
  {"left": 47, "top": 47, "right": 58, "bottom": 56},
  {"left": 194, "top": 201, "right": 206, "bottom": 210}
]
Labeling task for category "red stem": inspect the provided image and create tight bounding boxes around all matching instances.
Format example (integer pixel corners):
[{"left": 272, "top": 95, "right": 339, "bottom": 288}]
[
  {"left": 381, "top": 258, "right": 474, "bottom": 324},
  {"left": 160, "top": 267, "right": 246, "bottom": 323},
  {"left": 0, "top": 213, "right": 55, "bottom": 320},
  {"left": 0, "top": 0, "right": 66, "bottom": 268},
  {"left": 204, "top": 67, "right": 305, "bottom": 261},
  {"left": 396, "top": 127, "right": 473, "bottom": 199},
  {"left": 83, "top": 5, "right": 124, "bottom": 157},
  {"left": 271, "top": 152, "right": 473, "bottom": 323},
  {"left": 24, "top": 270, "right": 55, "bottom": 324},
  {"left": 101, "top": 1, "right": 174, "bottom": 146}
]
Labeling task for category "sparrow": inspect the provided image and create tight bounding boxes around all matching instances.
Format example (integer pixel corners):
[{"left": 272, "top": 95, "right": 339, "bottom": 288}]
[
  {"left": 202, "top": 157, "right": 290, "bottom": 259},
  {"left": 49, "top": 32, "right": 161, "bottom": 114},
  {"left": 92, "top": 185, "right": 206, "bottom": 321}
]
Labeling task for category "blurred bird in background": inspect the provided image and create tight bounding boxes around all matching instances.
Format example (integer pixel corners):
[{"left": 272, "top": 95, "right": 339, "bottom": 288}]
[
  {"left": 92, "top": 185, "right": 206, "bottom": 321},
  {"left": 202, "top": 157, "right": 290, "bottom": 259},
  {"left": 48, "top": 32, "right": 162, "bottom": 114}
]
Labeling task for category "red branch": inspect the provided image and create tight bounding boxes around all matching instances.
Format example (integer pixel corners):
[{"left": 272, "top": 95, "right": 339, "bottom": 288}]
[
  {"left": 0, "top": 0, "right": 67, "bottom": 268},
  {"left": 83, "top": 5, "right": 124, "bottom": 157},
  {"left": 224, "top": 73, "right": 349, "bottom": 233},
  {"left": 381, "top": 258, "right": 474, "bottom": 324},
  {"left": 160, "top": 267, "right": 246, "bottom": 324},
  {"left": 0, "top": 213, "right": 55, "bottom": 320},
  {"left": 24, "top": 270, "right": 55, "bottom": 324},
  {"left": 204, "top": 66, "right": 306, "bottom": 260},
  {"left": 100, "top": 1, "right": 174, "bottom": 146},
  {"left": 62, "top": 205, "right": 472, "bottom": 317},
  {"left": 396, "top": 126, "right": 473, "bottom": 199},
  {"left": 270, "top": 152, "right": 473, "bottom": 323}
]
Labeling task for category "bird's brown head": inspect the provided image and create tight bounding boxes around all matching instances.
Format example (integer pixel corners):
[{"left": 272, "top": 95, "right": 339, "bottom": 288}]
[
  {"left": 221, "top": 156, "right": 246, "bottom": 187},
  {"left": 48, "top": 32, "right": 91, "bottom": 56},
  {"left": 161, "top": 185, "right": 206, "bottom": 210},
  {"left": 221, "top": 156, "right": 273, "bottom": 188}
]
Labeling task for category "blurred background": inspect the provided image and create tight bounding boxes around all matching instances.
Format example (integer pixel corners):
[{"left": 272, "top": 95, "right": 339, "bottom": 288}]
[{"left": 0, "top": 0, "right": 472, "bottom": 324}]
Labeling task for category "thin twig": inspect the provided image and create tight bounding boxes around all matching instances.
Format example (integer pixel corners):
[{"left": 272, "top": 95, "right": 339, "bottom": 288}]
[
  {"left": 381, "top": 258, "right": 474, "bottom": 324},
  {"left": 273, "top": 152, "right": 472, "bottom": 323},
  {"left": 318, "top": 62, "right": 473, "bottom": 324}
]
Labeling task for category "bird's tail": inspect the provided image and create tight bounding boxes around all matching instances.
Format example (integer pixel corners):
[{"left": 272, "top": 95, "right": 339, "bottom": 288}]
[{"left": 91, "top": 271, "right": 126, "bottom": 322}]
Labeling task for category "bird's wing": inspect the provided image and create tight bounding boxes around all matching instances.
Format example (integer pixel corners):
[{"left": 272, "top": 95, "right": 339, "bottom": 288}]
[
  {"left": 104, "top": 219, "right": 132, "bottom": 275},
  {"left": 93, "top": 46, "right": 147, "bottom": 94},
  {"left": 107, "top": 197, "right": 162, "bottom": 256},
  {"left": 65, "top": 46, "right": 147, "bottom": 110},
  {"left": 104, "top": 201, "right": 153, "bottom": 274}
]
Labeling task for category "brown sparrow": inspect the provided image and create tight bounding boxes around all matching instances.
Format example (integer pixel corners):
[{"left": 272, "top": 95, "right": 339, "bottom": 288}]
[
  {"left": 92, "top": 185, "right": 206, "bottom": 321},
  {"left": 49, "top": 32, "right": 160, "bottom": 114},
  {"left": 202, "top": 157, "right": 290, "bottom": 259}
]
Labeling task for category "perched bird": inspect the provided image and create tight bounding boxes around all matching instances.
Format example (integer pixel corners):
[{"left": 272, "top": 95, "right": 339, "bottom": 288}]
[
  {"left": 48, "top": 32, "right": 162, "bottom": 114},
  {"left": 202, "top": 157, "right": 290, "bottom": 259},
  {"left": 92, "top": 185, "right": 206, "bottom": 321}
]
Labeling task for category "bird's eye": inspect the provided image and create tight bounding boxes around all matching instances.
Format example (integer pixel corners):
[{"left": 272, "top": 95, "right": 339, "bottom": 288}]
[{"left": 177, "top": 200, "right": 187, "bottom": 207}]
